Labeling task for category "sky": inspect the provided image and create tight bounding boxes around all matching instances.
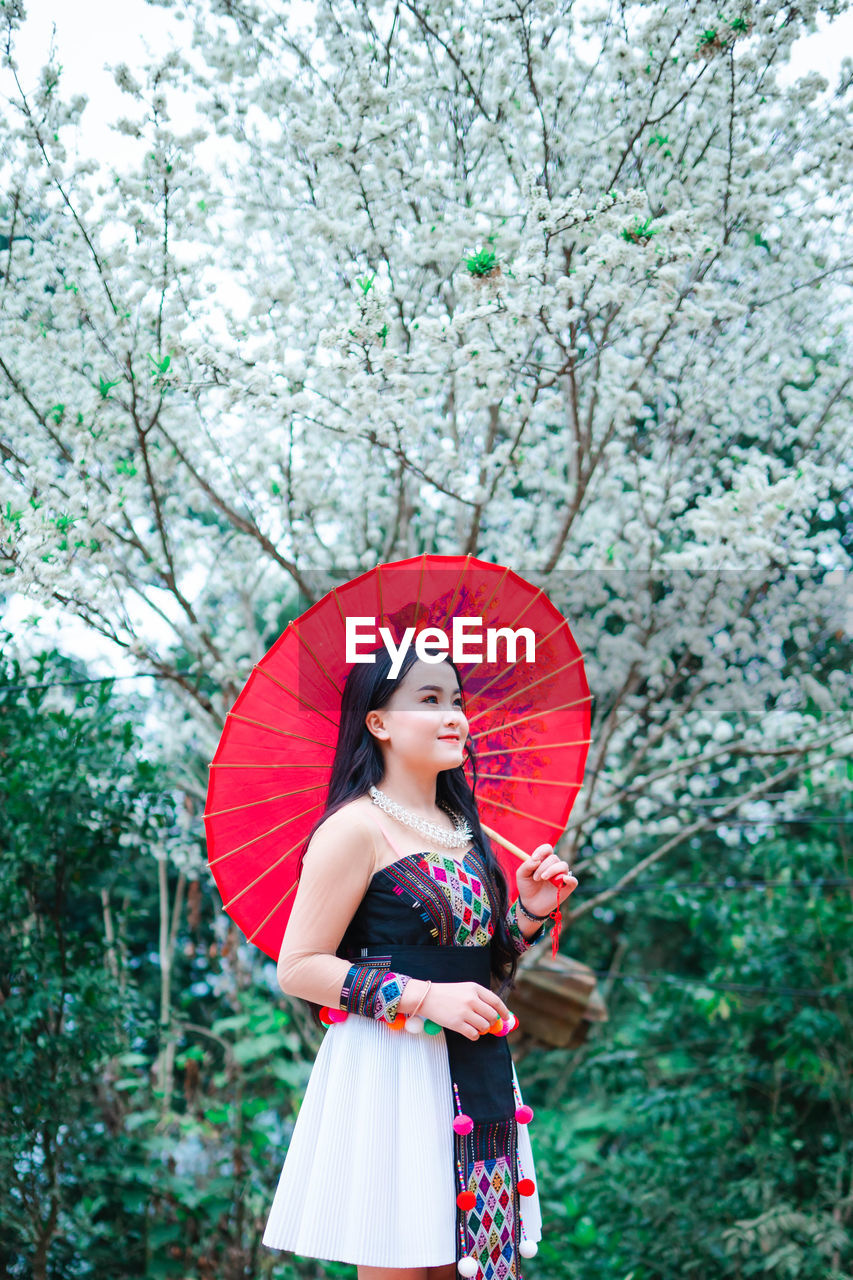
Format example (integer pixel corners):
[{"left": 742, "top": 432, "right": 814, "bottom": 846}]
[
  {"left": 12, "top": 0, "right": 852, "bottom": 90},
  {"left": 7, "top": 0, "right": 853, "bottom": 173},
  {"left": 3, "top": 0, "right": 852, "bottom": 684}
]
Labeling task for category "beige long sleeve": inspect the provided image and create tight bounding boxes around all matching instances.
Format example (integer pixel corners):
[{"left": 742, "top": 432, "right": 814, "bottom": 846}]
[{"left": 276, "top": 807, "right": 426, "bottom": 1019}]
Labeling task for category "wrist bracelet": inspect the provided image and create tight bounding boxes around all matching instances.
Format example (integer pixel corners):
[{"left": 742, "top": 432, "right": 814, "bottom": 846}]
[
  {"left": 409, "top": 979, "right": 432, "bottom": 1018},
  {"left": 515, "top": 897, "right": 552, "bottom": 923}
]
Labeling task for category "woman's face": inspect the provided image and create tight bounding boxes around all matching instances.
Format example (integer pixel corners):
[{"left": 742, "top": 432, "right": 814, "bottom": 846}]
[{"left": 366, "top": 657, "right": 468, "bottom": 772}]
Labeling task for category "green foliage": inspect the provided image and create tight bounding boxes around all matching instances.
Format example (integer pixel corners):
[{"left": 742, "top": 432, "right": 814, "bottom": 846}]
[
  {"left": 148, "top": 352, "right": 172, "bottom": 380},
  {"left": 1, "top": 631, "right": 850, "bottom": 1276},
  {"left": 0, "top": 636, "right": 319, "bottom": 1277},
  {"left": 466, "top": 248, "right": 498, "bottom": 276},
  {"left": 621, "top": 217, "right": 657, "bottom": 246},
  {"left": 517, "top": 815, "right": 852, "bottom": 1279},
  {"left": 0, "top": 637, "right": 170, "bottom": 1275}
]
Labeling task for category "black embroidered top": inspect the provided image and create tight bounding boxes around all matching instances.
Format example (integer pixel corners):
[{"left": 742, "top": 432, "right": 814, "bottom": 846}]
[{"left": 336, "top": 840, "right": 546, "bottom": 1021}]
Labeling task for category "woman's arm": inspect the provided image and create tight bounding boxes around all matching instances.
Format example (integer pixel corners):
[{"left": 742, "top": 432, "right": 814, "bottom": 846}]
[{"left": 276, "top": 808, "right": 422, "bottom": 1023}]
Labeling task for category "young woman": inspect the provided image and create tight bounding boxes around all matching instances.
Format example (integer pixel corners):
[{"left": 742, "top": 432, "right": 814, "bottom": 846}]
[{"left": 262, "top": 642, "right": 576, "bottom": 1278}]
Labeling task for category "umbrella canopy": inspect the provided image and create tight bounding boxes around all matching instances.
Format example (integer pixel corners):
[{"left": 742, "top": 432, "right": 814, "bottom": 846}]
[{"left": 204, "top": 553, "right": 591, "bottom": 960}]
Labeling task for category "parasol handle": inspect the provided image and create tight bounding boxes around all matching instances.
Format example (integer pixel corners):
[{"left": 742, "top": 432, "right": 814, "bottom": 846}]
[
  {"left": 480, "top": 822, "right": 528, "bottom": 862},
  {"left": 481, "top": 821, "right": 573, "bottom": 959},
  {"left": 480, "top": 822, "right": 572, "bottom": 886}
]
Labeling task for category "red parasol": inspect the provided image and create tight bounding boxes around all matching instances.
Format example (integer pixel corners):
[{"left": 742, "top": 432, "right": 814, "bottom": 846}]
[{"left": 204, "top": 553, "right": 591, "bottom": 960}]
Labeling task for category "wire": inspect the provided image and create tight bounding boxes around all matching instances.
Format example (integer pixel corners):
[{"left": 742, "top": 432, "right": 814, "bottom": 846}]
[
  {"left": 583, "top": 818, "right": 853, "bottom": 829},
  {"left": 586, "top": 968, "right": 839, "bottom": 998},
  {"left": 0, "top": 672, "right": 201, "bottom": 693},
  {"left": 588, "top": 876, "right": 853, "bottom": 892}
]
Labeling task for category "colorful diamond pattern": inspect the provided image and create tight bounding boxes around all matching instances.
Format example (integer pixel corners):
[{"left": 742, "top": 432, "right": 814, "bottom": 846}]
[
  {"left": 465, "top": 1156, "right": 516, "bottom": 1280},
  {"left": 373, "top": 971, "right": 408, "bottom": 1022},
  {"left": 421, "top": 852, "right": 493, "bottom": 944}
]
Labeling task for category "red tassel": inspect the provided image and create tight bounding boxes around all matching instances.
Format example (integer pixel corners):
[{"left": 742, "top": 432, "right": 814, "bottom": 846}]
[{"left": 549, "top": 880, "right": 563, "bottom": 957}]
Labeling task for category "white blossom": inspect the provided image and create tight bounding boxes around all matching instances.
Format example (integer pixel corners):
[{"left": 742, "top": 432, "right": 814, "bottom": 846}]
[{"left": 0, "top": 0, "right": 850, "bottom": 868}]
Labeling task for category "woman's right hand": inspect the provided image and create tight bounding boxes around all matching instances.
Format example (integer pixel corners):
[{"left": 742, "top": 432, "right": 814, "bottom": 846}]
[{"left": 419, "top": 981, "right": 511, "bottom": 1041}]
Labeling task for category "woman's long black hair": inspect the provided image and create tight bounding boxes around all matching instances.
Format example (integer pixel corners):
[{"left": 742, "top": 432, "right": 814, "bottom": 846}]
[{"left": 295, "top": 643, "right": 522, "bottom": 1028}]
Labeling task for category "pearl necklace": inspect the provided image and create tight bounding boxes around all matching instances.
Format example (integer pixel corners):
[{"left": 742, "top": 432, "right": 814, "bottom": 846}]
[{"left": 369, "top": 785, "right": 473, "bottom": 849}]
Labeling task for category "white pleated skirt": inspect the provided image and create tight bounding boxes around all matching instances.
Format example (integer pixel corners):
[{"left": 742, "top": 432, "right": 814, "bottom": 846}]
[{"left": 262, "top": 1012, "right": 543, "bottom": 1266}]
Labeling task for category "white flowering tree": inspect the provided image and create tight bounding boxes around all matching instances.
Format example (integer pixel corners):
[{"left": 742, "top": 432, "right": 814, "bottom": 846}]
[{"left": 1, "top": 0, "right": 851, "bottom": 897}]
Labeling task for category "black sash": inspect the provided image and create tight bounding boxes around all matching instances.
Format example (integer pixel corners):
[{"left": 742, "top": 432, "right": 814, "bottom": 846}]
[{"left": 347, "top": 942, "right": 515, "bottom": 1121}]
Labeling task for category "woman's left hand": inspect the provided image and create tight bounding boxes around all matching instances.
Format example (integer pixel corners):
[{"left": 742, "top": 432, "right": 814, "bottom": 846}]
[{"left": 516, "top": 844, "right": 577, "bottom": 918}]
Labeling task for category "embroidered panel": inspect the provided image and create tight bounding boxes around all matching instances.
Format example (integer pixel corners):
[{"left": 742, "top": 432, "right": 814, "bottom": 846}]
[
  {"left": 454, "top": 1117, "right": 521, "bottom": 1280},
  {"left": 339, "top": 960, "right": 411, "bottom": 1021},
  {"left": 384, "top": 851, "right": 495, "bottom": 946},
  {"left": 468, "top": 1156, "right": 516, "bottom": 1280},
  {"left": 425, "top": 852, "right": 494, "bottom": 945},
  {"left": 505, "top": 897, "right": 547, "bottom": 954}
]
